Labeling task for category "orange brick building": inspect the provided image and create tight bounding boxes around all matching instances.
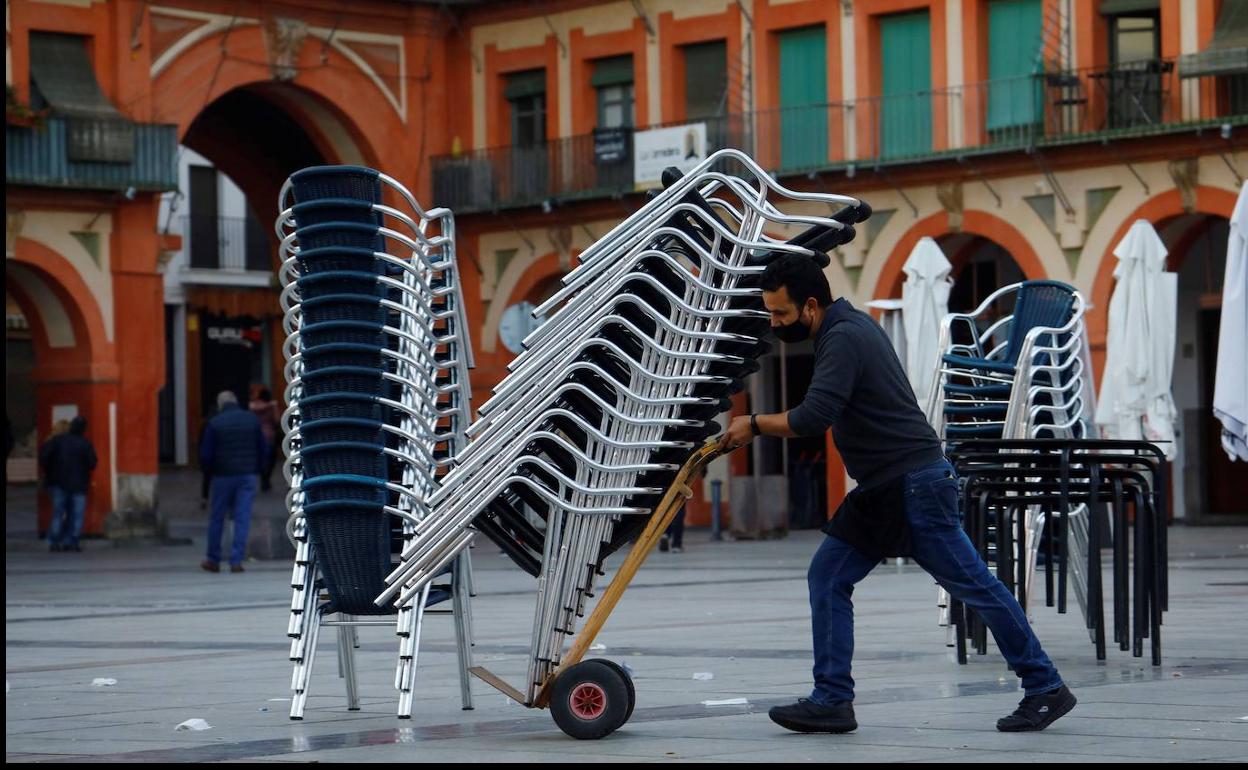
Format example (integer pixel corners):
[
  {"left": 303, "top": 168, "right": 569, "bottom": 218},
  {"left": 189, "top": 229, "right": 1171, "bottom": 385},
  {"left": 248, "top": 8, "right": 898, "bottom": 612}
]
[{"left": 6, "top": 0, "right": 1245, "bottom": 536}]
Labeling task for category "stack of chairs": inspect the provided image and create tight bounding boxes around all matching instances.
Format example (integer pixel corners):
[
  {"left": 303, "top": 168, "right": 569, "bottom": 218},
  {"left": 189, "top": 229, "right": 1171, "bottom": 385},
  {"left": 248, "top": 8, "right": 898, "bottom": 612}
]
[
  {"left": 946, "top": 438, "right": 1169, "bottom": 666},
  {"left": 377, "top": 150, "right": 870, "bottom": 709},
  {"left": 925, "top": 280, "right": 1093, "bottom": 443},
  {"left": 924, "top": 280, "right": 1099, "bottom": 629},
  {"left": 276, "top": 165, "right": 475, "bottom": 719}
]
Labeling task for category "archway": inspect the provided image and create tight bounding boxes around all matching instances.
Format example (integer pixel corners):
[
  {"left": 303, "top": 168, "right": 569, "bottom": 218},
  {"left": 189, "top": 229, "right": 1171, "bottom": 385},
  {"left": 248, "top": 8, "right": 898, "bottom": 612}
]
[
  {"left": 6, "top": 238, "right": 118, "bottom": 536},
  {"left": 164, "top": 82, "right": 381, "bottom": 472},
  {"left": 873, "top": 210, "right": 1049, "bottom": 303},
  {"left": 1159, "top": 213, "right": 1237, "bottom": 521},
  {"left": 1088, "top": 186, "right": 1239, "bottom": 522}
]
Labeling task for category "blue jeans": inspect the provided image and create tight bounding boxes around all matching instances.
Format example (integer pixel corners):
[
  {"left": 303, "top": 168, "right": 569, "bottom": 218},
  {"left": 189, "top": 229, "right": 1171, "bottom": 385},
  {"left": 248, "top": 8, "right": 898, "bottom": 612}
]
[
  {"left": 48, "top": 486, "right": 86, "bottom": 547},
  {"left": 207, "top": 474, "right": 258, "bottom": 566},
  {"left": 807, "top": 458, "right": 1063, "bottom": 703}
]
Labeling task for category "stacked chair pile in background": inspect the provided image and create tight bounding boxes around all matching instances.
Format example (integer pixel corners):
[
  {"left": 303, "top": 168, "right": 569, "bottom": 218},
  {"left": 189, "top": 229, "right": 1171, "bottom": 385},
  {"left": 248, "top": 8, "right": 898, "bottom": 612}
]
[
  {"left": 946, "top": 438, "right": 1169, "bottom": 666},
  {"left": 923, "top": 279, "right": 1169, "bottom": 667},
  {"left": 377, "top": 149, "right": 870, "bottom": 739},
  {"left": 276, "top": 166, "right": 476, "bottom": 719},
  {"left": 924, "top": 280, "right": 1101, "bottom": 631}
]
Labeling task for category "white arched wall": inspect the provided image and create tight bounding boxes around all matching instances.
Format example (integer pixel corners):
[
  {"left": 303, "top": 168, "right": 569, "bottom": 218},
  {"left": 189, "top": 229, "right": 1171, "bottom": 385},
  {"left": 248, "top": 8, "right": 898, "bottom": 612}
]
[
  {"left": 20, "top": 211, "right": 114, "bottom": 342},
  {"left": 6, "top": 262, "right": 76, "bottom": 348}
]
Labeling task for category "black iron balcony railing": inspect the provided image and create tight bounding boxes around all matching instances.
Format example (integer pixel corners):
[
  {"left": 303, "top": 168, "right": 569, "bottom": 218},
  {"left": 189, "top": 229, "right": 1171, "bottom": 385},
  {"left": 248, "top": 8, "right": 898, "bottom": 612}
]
[
  {"left": 433, "top": 115, "right": 750, "bottom": 212},
  {"left": 6, "top": 116, "right": 178, "bottom": 192},
  {"left": 183, "top": 214, "right": 272, "bottom": 273},
  {"left": 434, "top": 58, "right": 1246, "bottom": 213}
]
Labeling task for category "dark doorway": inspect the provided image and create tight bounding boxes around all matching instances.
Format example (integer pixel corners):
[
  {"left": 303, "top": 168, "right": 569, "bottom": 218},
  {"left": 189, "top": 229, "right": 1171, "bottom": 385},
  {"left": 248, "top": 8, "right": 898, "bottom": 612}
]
[
  {"left": 1199, "top": 307, "right": 1243, "bottom": 516},
  {"left": 188, "top": 165, "right": 220, "bottom": 269},
  {"left": 199, "top": 313, "right": 264, "bottom": 421}
]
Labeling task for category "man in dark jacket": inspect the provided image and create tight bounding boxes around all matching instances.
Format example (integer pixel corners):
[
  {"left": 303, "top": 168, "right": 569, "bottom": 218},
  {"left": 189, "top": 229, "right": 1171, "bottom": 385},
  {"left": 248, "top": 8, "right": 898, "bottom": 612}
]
[
  {"left": 39, "top": 416, "right": 97, "bottom": 552},
  {"left": 200, "top": 390, "right": 267, "bottom": 573},
  {"left": 720, "top": 255, "right": 1075, "bottom": 735}
]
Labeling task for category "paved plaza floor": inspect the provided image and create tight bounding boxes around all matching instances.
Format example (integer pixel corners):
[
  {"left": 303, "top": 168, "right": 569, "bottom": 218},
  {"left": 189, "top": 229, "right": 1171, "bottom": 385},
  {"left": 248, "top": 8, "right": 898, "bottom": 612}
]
[{"left": 5, "top": 488, "right": 1248, "bottom": 763}]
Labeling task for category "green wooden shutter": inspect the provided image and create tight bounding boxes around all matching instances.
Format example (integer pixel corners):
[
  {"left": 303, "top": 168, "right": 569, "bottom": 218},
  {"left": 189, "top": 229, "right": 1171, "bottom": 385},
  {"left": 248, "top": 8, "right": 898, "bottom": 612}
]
[
  {"left": 987, "top": 0, "right": 1043, "bottom": 136},
  {"left": 778, "top": 25, "right": 828, "bottom": 171},
  {"left": 591, "top": 55, "right": 634, "bottom": 87},
  {"left": 879, "top": 11, "right": 932, "bottom": 159}
]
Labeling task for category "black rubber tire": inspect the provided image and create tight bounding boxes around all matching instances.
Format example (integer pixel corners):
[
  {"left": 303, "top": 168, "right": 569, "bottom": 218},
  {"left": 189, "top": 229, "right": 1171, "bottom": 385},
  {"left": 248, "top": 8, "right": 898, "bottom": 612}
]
[
  {"left": 596, "top": 659, "right": 636, "bottom": 722},
  {"left": 549, "top": 659, "right": 631, "bottom": 740}
]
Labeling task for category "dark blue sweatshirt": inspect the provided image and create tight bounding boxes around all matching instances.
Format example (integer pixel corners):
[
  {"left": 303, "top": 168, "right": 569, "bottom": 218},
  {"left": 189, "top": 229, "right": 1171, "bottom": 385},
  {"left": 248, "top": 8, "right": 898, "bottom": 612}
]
[{"left": 786, "top": 298, "right": 944, "bottom": 490}]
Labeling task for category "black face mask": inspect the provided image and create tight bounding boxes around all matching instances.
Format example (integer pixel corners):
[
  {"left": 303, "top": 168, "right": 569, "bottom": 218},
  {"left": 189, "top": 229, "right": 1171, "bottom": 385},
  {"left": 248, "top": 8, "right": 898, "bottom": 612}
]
[{"left": 772, "top": 306, "right": 812, "bottom": 343}]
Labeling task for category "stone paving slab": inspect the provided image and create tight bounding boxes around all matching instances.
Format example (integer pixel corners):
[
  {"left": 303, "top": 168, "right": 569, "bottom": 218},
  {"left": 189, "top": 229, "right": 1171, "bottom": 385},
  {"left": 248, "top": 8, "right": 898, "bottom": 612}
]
[{"left": 6, "top": 524, "right": 1248, "bottom": 763}]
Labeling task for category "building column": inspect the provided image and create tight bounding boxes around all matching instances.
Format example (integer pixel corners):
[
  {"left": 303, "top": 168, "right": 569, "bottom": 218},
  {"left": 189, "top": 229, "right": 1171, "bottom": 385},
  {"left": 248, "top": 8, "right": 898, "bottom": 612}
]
[{"left": 108, "top": 197, "right": 167, "bottom": 538}]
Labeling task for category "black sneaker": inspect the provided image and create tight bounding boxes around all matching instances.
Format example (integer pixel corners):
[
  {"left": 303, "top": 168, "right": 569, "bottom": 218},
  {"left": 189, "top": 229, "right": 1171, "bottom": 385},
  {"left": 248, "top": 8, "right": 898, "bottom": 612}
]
[
  {"left": 658, "top": 534, "right": 670, "bottom": 552},
  {"left": 768, "top": 698, "right": 857, "bottom": 733},
  {"left": 997, "top": 685, "right": 1077, "bottom": 732}
]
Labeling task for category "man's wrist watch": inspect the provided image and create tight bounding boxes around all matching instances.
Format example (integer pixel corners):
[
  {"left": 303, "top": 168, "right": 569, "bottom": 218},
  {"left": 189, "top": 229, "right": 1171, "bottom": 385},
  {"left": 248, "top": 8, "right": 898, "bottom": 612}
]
[{"left": 749, "top": 413, "right": 760, "bottom": 436}]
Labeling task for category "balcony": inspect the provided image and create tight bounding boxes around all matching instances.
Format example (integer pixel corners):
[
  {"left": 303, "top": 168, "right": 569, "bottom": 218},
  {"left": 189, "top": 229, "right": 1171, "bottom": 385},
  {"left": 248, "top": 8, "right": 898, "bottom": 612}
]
[
  {"left": 6, "top": 116, "right": 178, "bottom": 192},
  {"left": 177, "top": 215, "right": 274, "bottom": 288},
  {"left": 433, "top": 59, "right": 1246, "bottom": 213}
]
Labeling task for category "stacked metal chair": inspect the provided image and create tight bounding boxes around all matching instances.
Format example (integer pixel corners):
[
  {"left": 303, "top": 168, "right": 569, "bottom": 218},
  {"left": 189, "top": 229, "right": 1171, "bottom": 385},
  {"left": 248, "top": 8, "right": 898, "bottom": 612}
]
[
  {"left": 276, "top": 165, "right": 475, "bottom": 720},
  {"left": 923, "top": 279, "right": 1100, "bottom": 636},
  {"left": 946, "top": 438, "right": 1169, "bottom": 666},
  {"left": 377, "top": 150, "right": 869, "bottom": 737},
  {"left": 925, "top": 280, "right": 1094, "bottom": 442}
]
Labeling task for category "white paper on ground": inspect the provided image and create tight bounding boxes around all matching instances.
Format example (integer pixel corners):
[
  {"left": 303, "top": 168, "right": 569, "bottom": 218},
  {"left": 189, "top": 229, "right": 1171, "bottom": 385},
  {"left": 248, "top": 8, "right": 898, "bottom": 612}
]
[
  {"left": 175, "top": 718, "right": 213, "bottom": 732},
  {"left": 692, "top": 672, "right": 714, "bottom": 681},
  {"left": 589, "top": 643, "right": 607, "bottom": 651},
  {"left": 91, "top": 678, "right": 118, "bottom": 687},
  {"left": 701, "top": 698, "right": 748, "bottom": 707}
]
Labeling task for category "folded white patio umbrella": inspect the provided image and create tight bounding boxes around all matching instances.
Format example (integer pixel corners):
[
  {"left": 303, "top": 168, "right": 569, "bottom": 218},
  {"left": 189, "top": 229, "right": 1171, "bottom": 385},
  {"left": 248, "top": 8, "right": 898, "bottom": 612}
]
[
  {"left": 1214, "top": 182, "right": 1248, "bottom": 461},
  {"left": 1095, "top": 219, "right": 1178, "bottom": 459},
  {"left": 901, "top": 237, "right": 952, "bottom": 402}
]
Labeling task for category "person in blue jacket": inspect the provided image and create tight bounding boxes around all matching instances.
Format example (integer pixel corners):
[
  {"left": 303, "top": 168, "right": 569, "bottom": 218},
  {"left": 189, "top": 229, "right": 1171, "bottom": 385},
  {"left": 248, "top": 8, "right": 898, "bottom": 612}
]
[{"left": 199, "top": 390, "right": 267, "bottom": 573}]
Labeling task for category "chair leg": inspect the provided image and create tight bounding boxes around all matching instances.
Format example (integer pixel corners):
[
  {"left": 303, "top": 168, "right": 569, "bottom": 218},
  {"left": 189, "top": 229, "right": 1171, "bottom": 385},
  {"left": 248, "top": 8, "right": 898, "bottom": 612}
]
[
  {"left": 463, "top": 544, "right": 477, "bottom": 597},
  {"left": 395, "top": 583, "right": 430, "bottom": 719},
  {"left": 453, "top": 555, "right": 474, "bottom": 710},
  {"left": 338, "top": 615, "right": 361, "bottom": 711},
  {"left": 291, "top": 605, "right": 323, "bottom": 720}
]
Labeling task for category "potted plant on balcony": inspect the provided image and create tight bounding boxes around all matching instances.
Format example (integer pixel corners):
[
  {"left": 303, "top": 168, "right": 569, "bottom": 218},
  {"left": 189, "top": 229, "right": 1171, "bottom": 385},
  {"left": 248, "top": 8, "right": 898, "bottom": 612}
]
[{"left": 6, "top": 85, "right": 48, "bottom": 128}]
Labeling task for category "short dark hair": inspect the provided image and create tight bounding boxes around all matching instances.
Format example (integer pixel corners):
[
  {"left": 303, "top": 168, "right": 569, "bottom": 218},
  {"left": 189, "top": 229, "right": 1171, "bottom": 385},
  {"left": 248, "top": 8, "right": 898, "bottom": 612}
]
[{"left": 760, "top": 254, "right": 833, "bottom": 308}]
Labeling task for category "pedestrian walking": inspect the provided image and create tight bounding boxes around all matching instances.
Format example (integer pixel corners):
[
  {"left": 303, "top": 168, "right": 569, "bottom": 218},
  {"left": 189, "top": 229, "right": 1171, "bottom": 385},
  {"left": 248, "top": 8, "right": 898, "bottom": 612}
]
[{"left": 200, "top": 391, "right": 267, "bottom": 573}]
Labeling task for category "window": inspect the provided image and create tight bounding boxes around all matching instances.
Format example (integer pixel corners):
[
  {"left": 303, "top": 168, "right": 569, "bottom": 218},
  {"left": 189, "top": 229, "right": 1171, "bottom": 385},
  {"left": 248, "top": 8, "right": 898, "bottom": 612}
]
[
  {"left": 1111, "top": 13, "right": 1160, "bottom": 65},
  {"left": 592, "top": 55, "right": 635, "bottom": 128},
  {"left": 1105, "top": 9, "right": 1165, "bottom": 127},
  {"left": 683, "top": 40, "right": 728, "bottom": 120},
  {"left": 503, "top": 69, "right": 548, "bottom": 202},
  {"left": 505, "top": 69, "right": 547, "bottom": 147}
]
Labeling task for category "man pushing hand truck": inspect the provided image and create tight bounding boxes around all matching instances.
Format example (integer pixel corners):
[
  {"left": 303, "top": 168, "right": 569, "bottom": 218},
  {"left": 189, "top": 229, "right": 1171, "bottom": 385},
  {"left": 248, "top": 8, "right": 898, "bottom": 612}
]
[{"left": 719, "top": 254, "right": 1077, "bottom": 735}]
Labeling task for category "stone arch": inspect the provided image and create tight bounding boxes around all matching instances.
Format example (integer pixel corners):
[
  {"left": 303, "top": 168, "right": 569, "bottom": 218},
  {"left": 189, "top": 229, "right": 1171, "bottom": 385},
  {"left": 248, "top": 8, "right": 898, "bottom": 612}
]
[
  {"left": 7, "top": 237, "right": 120, "bottom": 529},
  {"left": 481, "top": 251, "right": 567, "bottom": 354},
  {"left": 871, "top": 210, "right": 1051, "bottom": 301},
  {"left": 8, "top": 237, "right": 115, "bottom": 373},
  {"left": 151, "top": 25, "right": 393, "bottom": 169},
  {"left": 1085, "top": 185, "right": 1239, "bottom": 358}
]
